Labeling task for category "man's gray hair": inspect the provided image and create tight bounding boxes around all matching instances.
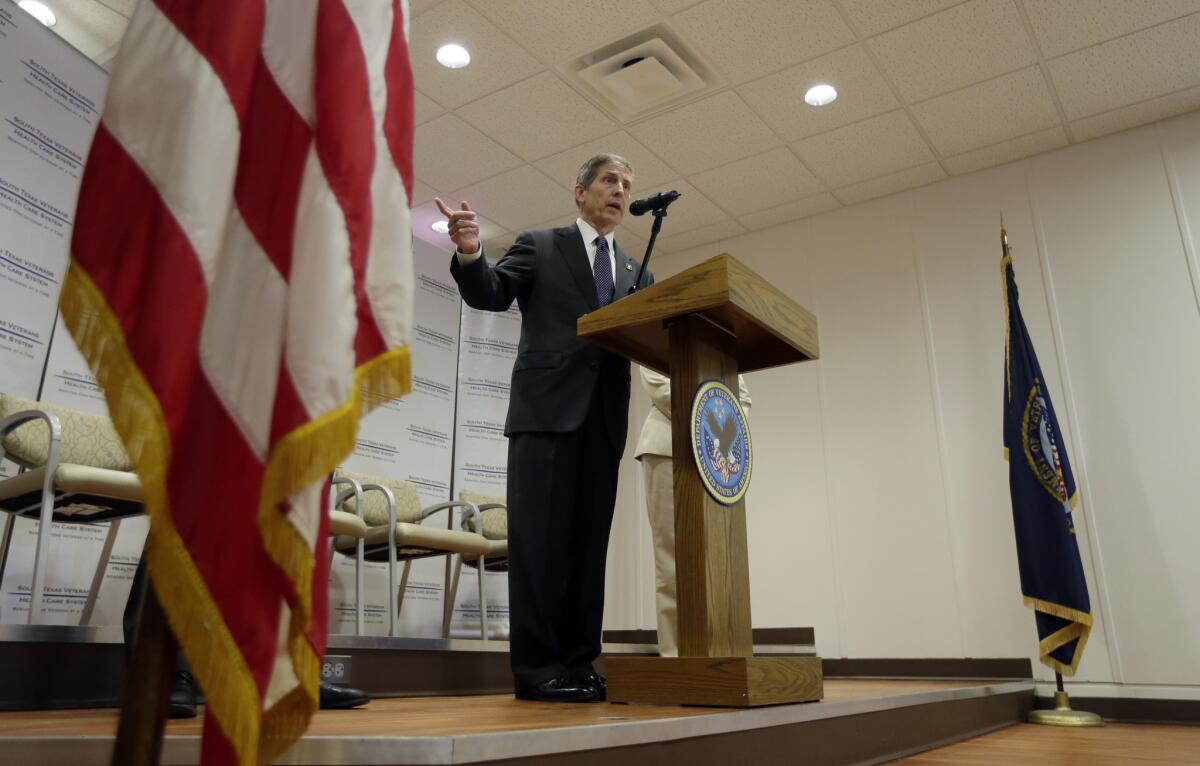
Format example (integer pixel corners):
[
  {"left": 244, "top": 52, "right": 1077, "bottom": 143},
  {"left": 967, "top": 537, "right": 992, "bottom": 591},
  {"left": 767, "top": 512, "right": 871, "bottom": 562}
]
[{"left": 574, "top": 153, "right": 634, "bottom": 198}]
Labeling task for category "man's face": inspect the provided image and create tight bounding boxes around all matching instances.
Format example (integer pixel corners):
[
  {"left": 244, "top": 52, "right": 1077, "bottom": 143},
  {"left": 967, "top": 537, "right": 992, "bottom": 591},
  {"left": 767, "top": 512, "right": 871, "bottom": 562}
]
[{"left": 575, "top": 162, "right": 632, "bottom": 235}]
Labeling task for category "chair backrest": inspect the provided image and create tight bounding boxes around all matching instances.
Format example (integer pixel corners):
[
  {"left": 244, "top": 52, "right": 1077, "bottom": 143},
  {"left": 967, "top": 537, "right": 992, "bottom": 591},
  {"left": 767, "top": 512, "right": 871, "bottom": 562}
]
[
  {"left": 0, "top": 394, "right": 131, "bottom": 471},
  {"left": 333, "top": 468, "right": 422, "bottom": 526},
  {"left": 458, "top": 488, "right": 507, "bottom": 540}
]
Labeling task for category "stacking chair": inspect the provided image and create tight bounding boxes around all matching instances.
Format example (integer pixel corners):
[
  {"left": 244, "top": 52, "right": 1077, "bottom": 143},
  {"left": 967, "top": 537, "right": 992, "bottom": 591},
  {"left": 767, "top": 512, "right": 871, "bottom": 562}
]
[
  {"left": 0, "top": 393, "right": 142, "bottom": 624},
  {"left": 329, "top": 469, "right": 492, "bottom": 638},
  {"left": 442, "top": 488, "right": 508, "bottom": 640},
  {"left": 327, "top": 474, "right": 370, "bottom": 635}
]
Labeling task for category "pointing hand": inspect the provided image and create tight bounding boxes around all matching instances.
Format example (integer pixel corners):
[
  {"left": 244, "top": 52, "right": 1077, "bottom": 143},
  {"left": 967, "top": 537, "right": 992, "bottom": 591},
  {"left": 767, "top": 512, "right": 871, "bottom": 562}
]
[{"left": 435, "top": 198, "right": 480, "bottom": 255}]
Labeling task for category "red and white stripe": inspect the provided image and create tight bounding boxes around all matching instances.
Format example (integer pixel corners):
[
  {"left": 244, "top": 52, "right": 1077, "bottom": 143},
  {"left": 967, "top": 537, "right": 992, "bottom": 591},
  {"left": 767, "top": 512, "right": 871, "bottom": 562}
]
[{"left": 70, "top": 1, "right": 413, "bottom": 763}]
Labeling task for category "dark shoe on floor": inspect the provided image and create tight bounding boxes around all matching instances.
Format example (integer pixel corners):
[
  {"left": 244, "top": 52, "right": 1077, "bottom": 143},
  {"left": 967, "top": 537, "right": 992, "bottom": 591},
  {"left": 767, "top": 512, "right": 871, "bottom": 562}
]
[
  {"left": 515, "top": 677, "right": 600, "bottom": 703},
  {"left": 168, "top": 670, "right": 198, "bottom": 719},
  {"left": 579, "top": 673, "right": 606, "bottom": 701},
  {"left": 319, "top": 681, "right": 369, "bottom": 710}
]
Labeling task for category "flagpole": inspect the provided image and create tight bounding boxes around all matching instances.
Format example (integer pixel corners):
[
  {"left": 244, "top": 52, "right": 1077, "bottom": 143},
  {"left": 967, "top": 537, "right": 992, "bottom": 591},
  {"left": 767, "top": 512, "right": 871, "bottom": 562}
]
[
  {"left": 1028, "top": 671, "right": 1104, "bottom": 726},
  {"left": 1000, "top": 217, "right": 1102, "bottom": 728}
]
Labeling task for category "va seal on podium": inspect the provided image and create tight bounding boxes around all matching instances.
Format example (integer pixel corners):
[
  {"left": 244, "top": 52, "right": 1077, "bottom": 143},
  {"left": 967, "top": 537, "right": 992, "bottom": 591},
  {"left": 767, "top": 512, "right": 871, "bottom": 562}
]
[{"left": 690, "top": 380, "right": 752, "bottom": 505}]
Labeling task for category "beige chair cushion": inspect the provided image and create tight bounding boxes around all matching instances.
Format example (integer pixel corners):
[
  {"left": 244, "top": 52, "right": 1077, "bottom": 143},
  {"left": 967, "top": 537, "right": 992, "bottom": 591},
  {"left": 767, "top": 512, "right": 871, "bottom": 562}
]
[
  {"left": 0, "top": 464, "right": 142, "bottom": 520},
  {"left": 458, "top": 488, "right": 507, "bottom": 540},
  {"left": 334, "top": 522, "right": 492, "bottom": 559},
  {"left": 0, "top": 394, "right": 131, "bottom": 471},
  {"left": 333, "top": 468, "right": 422, "bottom": 525},
  {"left": 328, "top": 509, "right": 367, "bottom": 538}
]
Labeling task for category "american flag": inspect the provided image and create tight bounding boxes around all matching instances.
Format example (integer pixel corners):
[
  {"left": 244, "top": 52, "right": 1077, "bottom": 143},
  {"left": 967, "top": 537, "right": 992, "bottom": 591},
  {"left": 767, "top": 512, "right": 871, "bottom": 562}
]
[{"left": 59, "top": 1, "right": 414, "bottom": 763}]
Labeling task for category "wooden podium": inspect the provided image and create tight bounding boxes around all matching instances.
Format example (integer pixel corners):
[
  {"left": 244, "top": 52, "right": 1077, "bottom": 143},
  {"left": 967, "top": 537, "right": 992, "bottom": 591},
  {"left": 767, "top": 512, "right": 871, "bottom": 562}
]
[{"left": 578, "top": 253, "right": 823, "bottom": 707}]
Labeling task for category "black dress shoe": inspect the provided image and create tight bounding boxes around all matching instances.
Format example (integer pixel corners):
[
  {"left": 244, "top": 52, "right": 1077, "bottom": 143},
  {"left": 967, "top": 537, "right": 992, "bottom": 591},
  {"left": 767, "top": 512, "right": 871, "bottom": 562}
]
[
  {"left": 580, "top": 673, "right": 607, "bottom": 701},
  {"left": 515, "top": 677, "right": 599, "bottom": 703},
  {"left": 319, "top": 681, "right": 369, "bottom": 709},
  {"left": 168, "top": 670, "right": 198, "bottom": 719}
]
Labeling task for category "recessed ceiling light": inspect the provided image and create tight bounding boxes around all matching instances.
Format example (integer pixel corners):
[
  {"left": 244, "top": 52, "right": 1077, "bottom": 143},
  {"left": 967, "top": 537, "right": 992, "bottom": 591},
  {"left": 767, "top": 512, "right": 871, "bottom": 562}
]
[
  {"left": 18, "top": 0, "right": 56, "bottom": 26},
  {"left": 436, "top": 44, "right": 470, "bottom": 69},
  {"left": 804, "top": 83, "right": 837, "bottom": 107},
  {"left": 431, "top": 220, "right": 450, "bottom": 234}
]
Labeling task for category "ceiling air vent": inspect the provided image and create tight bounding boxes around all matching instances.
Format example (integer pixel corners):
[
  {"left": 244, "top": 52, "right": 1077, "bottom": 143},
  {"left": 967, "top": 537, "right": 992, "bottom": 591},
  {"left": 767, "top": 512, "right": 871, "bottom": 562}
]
[{"left": 563, "top": 23, "right": 720, "bottom": 122}]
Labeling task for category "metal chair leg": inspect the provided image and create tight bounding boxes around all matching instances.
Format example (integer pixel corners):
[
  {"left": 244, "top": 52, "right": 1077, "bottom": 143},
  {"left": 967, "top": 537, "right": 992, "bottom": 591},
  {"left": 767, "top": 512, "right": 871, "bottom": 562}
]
[
  {"left": 28, "top": 478, "right": 56, "bottom": 624},
  {"left": 80, "top": 519, "right": 121, "bottom": 626},
  {"left": 396, "top": 560, "right": 411, "bottom": 633},
  {"left": 476, "top": 556, "right": 488, "bottom": 642},
  {"left": 442, "top": 554, "right": 463, "bottom": 638}
]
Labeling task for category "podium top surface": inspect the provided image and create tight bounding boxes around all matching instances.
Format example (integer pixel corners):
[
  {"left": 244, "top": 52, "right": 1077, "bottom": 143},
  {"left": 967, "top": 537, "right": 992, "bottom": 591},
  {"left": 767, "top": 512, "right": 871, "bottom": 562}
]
[{"left": 577, "top": 253, "right": 819, "bottom": 374}]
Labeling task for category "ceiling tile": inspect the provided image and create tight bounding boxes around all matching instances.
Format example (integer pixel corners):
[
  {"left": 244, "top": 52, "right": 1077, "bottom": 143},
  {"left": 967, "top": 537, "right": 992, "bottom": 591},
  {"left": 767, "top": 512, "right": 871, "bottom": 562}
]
[
  {"left": 481, "top": 231, "right": 519, "bottom": 258},
  {"left": 457, "top": 71, "right": 618, "bottom": 161},
  {"left": 738, "top": 193, "right": 842, "bottom": 230},
  {"left": 411, "top": 179, "right": 441, "bottom": 207},
  {"left": 1047, "top": 13, "right": 1200, "bottom": 119},
  {"left": 868, "top": 0, "right": 1038, "bottom": 102},
  {"left": 465, "top": 0, "right": 662, "bottom": 64},
  {"left": 620, "top": 180, "right": 728, "bottom": 239},
  {"left": 658, "top": 219, "right": 747, "bottom": 254},
  {"left": 792, "top": 110, "right": 934, "bottom": 187},
  {"left": 629, "top": 91, "right": 780, "bottom": 175},
  {"left": 672, "top": 0, "right": 854, "bottom": 85},
  {"left": 911, "top": 66, "right": 1060, "bottom": 156},
  {"left": 414, "top": 114, "right": 523, "bottom": 191},
  {"left": 411, "top": 200, "right": 508, "bottom": 252},
  {"left": 739, "top": 45, "right": 900, "bottom": 142},
  {"left": 1024, "top": 0, "right": 1200, "bottom": 58},
  {"left": 534, "top": 132, "right": 677, "bottom": 194},
  {"left": 650, "top": 0, "right": 705, "bottom": 11},
  {"left": 1070, "top": 84, "right": 1200, "bottom": 142},
  {"left": 839, "top": 0, "right": 965, "bottom": 37},
  {"left": 414, "top": 90, "right": 445, "bottom": 125},
  {"left": 95, "top": 0, "right": 138, "bottom": 16},
  {"left": 615, "top": 229, "right": 649, "bottom": 261},
  {"left": 833, "top": 161, "right": 947, "bottom": 205},
  {"left": 409, "top": 0, "right": 544, "bottom": 110},
  {"left": 689, "top": 147, "right": 825, "bottom": 217},
  {"left": 449, "top": 165, "right": 579, "bottom": 232},
  {"left": 409, "top": 0, "right": 445, "bottom": 17},
  {"left": 943, "top": 126, "right": 1068, "bottom": 175},
  {"left": 51, "top": 0, "right": 129, "bottom": 61}
]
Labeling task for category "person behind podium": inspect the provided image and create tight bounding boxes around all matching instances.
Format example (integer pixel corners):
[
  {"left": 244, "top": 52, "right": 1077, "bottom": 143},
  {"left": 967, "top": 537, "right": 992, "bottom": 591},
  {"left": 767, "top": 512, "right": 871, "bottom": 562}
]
[
  {"left": 634, "top": 368, "right": 751, "bottom": 657},
  {"left": 437, "top": 153, "right": 650, "bottom": 703}
]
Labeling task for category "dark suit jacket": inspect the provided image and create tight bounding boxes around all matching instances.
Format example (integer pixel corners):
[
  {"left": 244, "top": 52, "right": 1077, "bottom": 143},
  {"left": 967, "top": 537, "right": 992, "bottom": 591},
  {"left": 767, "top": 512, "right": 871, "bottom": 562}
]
[{"left": 450, "top": 223, "right": 649, "bottom": 452}]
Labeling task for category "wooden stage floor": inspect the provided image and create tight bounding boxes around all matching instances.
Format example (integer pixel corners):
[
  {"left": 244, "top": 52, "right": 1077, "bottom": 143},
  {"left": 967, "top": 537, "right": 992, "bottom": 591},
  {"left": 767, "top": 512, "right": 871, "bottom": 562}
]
[{"left": 0, "top": 679, "right": 1035, "bottom": 765}]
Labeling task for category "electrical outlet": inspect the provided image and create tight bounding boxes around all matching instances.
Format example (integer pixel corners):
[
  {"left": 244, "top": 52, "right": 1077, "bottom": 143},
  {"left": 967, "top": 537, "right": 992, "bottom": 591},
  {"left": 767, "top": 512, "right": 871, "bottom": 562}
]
[{"left": 321, "top": 655, "right": 352, "bottom": 683}]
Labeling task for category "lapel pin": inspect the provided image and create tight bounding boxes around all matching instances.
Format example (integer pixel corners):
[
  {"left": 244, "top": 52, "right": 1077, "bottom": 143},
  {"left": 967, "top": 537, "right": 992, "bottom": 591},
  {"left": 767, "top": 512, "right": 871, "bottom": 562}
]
[{"left": 625, "top": 263, "right": 632, "bottom": 271}]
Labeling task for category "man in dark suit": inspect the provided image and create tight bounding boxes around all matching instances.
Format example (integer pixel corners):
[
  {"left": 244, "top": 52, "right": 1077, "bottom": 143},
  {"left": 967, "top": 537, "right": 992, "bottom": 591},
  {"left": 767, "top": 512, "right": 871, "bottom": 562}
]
[{"left": 436, "top": 154, "right": 647, "bottom": 702}]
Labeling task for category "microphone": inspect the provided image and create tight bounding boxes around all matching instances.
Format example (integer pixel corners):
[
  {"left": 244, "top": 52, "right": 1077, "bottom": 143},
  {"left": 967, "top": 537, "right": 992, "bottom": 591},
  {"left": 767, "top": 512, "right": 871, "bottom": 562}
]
[{"left": 629, "top": 190, "right": 681, "bottom": 217}]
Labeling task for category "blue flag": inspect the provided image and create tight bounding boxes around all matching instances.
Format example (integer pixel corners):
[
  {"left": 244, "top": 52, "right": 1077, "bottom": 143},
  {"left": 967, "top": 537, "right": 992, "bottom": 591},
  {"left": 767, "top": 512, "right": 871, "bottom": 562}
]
[{"left": 1001, "top": 232, "right": 1092, "bottom": 675}]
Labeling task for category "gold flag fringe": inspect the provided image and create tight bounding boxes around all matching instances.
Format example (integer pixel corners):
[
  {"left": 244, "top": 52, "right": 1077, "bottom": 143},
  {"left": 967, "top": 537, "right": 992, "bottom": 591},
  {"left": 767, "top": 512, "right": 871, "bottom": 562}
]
[
  {"left": 60, "top": 259, "right": 413, "bottom": 765},
  {"left": 1024, "top": 595, "right": 1092, "bottom": 676},
  {"left": 255, "top": 346, "right": 410, "bottom": 763},
  {"left": 60, "top": 262, "right": 264, "bottom": 766}
]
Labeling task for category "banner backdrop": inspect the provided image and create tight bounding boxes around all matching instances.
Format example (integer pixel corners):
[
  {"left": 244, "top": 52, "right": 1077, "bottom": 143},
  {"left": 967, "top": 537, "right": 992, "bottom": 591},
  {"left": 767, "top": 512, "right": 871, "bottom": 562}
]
[
  {"left": 0, "top": 2, "right": 112, "bottom": 624},
  {"left": 448, "top": 295, "right": 521, "bottom": 638},
  {"left": 330, "top": 237, "right": 460, "bottom": 637},
  {"left": 0, "top": 3, "right": 104, "bottom": 401}
]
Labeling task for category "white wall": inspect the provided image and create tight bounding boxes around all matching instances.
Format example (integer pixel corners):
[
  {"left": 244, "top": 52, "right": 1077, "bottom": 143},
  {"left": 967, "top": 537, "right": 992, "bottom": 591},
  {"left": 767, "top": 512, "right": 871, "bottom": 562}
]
[{"left": 605, "top": 109, "right": 1200, "bottom": 694}]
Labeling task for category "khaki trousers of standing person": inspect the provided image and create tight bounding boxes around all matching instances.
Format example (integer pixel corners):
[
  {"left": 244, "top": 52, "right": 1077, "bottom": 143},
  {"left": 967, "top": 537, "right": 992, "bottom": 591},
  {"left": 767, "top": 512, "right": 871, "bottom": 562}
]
[{"left": 639, "top": 453, "right": 678, "bottom": 657}]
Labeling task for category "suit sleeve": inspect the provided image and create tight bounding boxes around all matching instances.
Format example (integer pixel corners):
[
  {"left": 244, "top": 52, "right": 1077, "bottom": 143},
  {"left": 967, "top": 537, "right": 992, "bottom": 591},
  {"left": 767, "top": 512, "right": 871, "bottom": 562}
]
[
  {"left": 640, "top": 366, "right": 671, "bottom": 418},
  {"left": 449, "top": 231, "right": 538, "bottom": 312}
]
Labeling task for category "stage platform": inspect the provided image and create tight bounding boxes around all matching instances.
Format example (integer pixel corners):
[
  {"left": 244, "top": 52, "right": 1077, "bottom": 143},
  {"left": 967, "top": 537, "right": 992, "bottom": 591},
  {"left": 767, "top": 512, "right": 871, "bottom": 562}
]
[{"left": 0, "top": 678, "right": 1034, "bottom": 765}]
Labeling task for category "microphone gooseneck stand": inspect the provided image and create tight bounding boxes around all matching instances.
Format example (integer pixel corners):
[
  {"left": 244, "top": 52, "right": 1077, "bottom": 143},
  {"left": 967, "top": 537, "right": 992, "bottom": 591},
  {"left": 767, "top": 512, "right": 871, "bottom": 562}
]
[{"left": 629, "top": 207, "right": 668, "bottom": 295}]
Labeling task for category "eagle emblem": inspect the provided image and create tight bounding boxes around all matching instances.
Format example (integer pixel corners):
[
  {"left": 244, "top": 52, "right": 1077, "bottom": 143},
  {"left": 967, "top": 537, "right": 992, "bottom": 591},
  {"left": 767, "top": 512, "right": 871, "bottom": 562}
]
[{"left": 690, "top": 380, "right": 752, "bottom": 505}]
